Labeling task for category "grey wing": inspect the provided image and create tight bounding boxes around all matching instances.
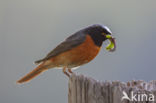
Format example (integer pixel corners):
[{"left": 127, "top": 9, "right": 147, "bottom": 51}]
[{"left": 34, "top": 31, "right": 86, "bottom": 64}]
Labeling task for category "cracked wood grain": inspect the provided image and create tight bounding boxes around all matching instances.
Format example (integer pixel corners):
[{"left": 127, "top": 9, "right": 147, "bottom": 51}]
[{"left": 68, "top": 74, "right": 156, "bottom": 103}]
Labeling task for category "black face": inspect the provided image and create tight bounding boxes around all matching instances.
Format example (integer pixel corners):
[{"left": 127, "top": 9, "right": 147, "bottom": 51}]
[{"left": 83, "top": 24, "right": 112, "bottom": 47}]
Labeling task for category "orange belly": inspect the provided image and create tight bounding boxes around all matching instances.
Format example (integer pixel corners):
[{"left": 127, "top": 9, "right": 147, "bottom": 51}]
[{"left": 51, "top": 35, "right": 101, "bottom": 68}]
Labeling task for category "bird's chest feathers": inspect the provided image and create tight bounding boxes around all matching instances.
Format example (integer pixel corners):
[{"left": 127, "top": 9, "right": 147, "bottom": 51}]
[
  {"left": 71, "top": 35, "right": 101, "bottom": 61},
  {"left": 53, "top": 35, "right": 101, "bottom": 67},
  {"left": 67, "top": 35, "right": 100, "bottom": 62}
]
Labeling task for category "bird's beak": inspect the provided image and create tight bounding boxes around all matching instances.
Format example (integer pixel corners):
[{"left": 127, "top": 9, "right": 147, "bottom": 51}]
[{"left": 105, "top": 35, "right": 116, "bottom": 52}]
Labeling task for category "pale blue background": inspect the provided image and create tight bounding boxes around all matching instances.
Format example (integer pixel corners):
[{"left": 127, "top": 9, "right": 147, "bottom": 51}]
[{"left": 1, "top": 0, "right": 156, "bottom": 103}]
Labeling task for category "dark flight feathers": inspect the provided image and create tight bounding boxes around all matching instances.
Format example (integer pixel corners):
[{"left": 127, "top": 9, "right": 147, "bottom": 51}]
[{"left": 35, "top": 31, "right": 86, "bottom": 64}]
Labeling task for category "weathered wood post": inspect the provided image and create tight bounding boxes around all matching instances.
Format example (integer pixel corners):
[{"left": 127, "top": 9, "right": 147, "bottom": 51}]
[{"left": 68, "top": 74, "right": 156, "bottom": 103}]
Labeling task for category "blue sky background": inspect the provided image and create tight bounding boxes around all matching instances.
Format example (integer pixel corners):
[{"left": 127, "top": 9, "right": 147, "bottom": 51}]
[{"left": 1, "top": 0, "right": 156, "bottom": 103}]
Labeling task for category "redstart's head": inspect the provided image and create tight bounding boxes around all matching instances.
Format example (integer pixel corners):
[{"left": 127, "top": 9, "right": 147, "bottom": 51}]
[{"left": 83, "top": 24, "right": 116, "bottom": 51}]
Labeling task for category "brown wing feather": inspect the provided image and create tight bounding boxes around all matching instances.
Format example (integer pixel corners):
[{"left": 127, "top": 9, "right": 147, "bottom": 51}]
[{"left": 35, "top": 31, "right": 86, "bottom": 64}]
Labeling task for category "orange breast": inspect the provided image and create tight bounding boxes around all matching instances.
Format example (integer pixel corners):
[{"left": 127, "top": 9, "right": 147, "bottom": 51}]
[{"left": 52, "top": 35, "right": 101, "bottom": 68}]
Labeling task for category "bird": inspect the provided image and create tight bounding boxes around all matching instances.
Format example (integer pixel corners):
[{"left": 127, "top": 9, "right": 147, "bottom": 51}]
[{"left": 17, "top": 24, "right": 116, "bottom": 84}]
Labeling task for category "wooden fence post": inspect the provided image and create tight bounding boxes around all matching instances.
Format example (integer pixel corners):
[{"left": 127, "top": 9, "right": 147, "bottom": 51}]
[{"left": 68, "top": 74, "right": 156, "bottom": 103}]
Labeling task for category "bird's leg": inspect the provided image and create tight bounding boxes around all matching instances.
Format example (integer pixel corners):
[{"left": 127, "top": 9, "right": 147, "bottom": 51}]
[
  {"left": 68, "top": 68, "right": 73, "bottom": 74},
  {"left": 63, "top": 67, "right": 70, "bottom": 77}
]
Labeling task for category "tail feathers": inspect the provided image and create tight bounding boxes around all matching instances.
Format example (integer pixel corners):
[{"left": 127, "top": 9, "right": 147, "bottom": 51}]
[
  {"left": 34, "top": 59, "right": 46, "bottom": 65},
  {"left": 17, "top": 63, "right": 47, "bottom": 84},
  {"left": 34, "top": 59, "right": 43, "bottom": 65}
]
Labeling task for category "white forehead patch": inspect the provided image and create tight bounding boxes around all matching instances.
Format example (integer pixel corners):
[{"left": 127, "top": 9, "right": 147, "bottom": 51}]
[{"left": 103, "top": 25, "right": 112, "bottom": 34}]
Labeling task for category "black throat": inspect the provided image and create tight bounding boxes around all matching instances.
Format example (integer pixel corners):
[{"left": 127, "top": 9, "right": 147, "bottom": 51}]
[
  {"left": 82, "top": 24, "right": 110, "bottom": 47},
  {"left": 88, "top": 34, "right": 104, "bottom": 47},
  {"left": 84, "top": 29, "right": 105, "bottom": 47}
]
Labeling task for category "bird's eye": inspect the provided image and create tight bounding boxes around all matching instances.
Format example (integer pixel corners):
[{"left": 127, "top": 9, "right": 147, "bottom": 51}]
[{"left": 102, "top": 33, "right": 106, "bottom": 36}]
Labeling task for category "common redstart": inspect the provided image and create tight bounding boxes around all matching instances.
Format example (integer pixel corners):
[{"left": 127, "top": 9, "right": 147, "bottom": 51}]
[{"left": 17, "top": 24, "right": 116, "bottom": 83}]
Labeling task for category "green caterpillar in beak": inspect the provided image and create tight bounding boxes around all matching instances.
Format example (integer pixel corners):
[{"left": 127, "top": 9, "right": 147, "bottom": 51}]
[{"left": 105, "top": 35, "right": 116, "bottom": 52}]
